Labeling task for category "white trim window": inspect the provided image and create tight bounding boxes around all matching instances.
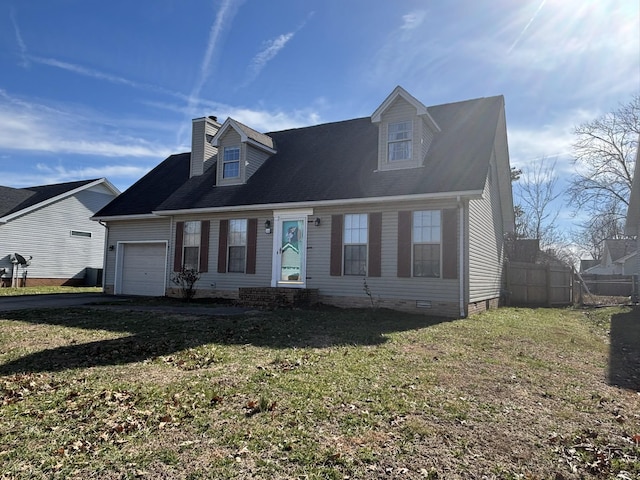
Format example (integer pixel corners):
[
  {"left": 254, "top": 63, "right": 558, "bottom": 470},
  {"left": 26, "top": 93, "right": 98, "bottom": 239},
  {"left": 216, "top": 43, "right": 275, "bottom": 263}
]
[
  {"left": 228, "top": 219, "right": 247, "bottom": 273},
  {"left": 183, "top": 221, "right": 201, "bottom": 271},
  {"left": 344, "top": 213, "right": 368, "bottom": 275},
  {"left": 388, "top": 121, "right": 412, "bottom": 162},
  {"left": 223, "top": 146, "right": 240, "bottom": 178},
  {"left": 413, "top": 210, "right": 441, "bottom": 277}
]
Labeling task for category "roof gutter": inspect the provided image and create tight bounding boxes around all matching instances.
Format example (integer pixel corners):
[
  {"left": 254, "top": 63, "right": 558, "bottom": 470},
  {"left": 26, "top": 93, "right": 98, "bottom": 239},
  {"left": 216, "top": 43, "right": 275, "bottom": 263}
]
[{"left": 151, "top": 189, "right": 484, "bottom": 217}]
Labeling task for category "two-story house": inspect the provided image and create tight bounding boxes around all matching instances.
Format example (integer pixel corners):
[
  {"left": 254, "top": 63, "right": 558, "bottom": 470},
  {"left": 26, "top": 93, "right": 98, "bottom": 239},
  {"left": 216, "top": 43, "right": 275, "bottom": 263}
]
[{"left": 93, "top": 86, "right": 514, "bottom": 317}]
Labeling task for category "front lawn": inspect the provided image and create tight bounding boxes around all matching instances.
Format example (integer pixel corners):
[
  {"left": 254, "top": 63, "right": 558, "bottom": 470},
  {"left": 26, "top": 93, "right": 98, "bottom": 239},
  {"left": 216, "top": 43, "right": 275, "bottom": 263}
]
[{"left": 0, "top": 305, "right": 638, "bottom": 479}]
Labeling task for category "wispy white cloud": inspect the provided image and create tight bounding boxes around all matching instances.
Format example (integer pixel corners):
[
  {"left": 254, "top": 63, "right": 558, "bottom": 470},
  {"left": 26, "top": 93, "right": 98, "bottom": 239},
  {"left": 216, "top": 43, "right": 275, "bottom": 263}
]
[
  {"left": 9, "top": 9, "right": 29, "bottom": 68},
  {"left": 0, "top": 163, "right": 152, "bottom": 190},
  {"left": 186, "top": 0, "right": 243, "bottom": 112},
  {"left": 0, "top": 89, "right": 174, "bottom": 159},
  {"left": 507, "top": 0, "right": 546, "bottom": 54},
  {"left": 243, "top": 33, "right": 295, "bottom": 86},
  {"left": 401, "top": 11, "right": 426, "bottom": 30}
]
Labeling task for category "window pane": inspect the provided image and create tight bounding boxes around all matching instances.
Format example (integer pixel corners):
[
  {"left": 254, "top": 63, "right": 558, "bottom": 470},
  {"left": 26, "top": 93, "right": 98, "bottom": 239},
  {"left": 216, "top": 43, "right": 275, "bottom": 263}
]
[
  {"left": 183, "top": 246, "right": 199, "bottom": 271},
  {"left": 224, "top": 146, "right": 240, "bottom": 161},
  {"left": 388, "top": 141, "right": 412, "bottom": 161},
  {"left": 228, "top": 246, "right": 246, "bottom": 273},
  {"left": 229, "top": 219, "right": 247, "bottom": 246},
  {"left": 413, "top": 244, "right": 440, "bottom": 277},
  {"left": 344, "top": 245, "right": 367, "bottom": 276},
  {"left": 413, "top": 211, "right": 441, "bottom": 243},
  {"left": 223, "top": 161, "right": 239, "bottom": 178}
]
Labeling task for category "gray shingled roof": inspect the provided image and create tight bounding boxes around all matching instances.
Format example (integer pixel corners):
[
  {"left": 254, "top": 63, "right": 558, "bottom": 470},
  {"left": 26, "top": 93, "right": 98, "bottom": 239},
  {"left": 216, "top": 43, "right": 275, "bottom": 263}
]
[
  {"left": 93, "top": 153, "right": 191, "bottom": 217},
  {"left": 0, "top": 179, "right": 99, "bottom": 218},
  {"left": 96, "top": 95, "right": 504, "bottom": 217},
  {"left": 605, "top": 238, "right": 637, "bottom": 262}
]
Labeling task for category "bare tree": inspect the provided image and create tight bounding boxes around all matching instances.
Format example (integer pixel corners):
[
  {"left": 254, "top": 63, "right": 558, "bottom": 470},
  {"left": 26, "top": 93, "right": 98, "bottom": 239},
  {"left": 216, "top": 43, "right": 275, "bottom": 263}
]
[
  {"left": 514, "top": 156, "right": 564, "bottom": 249},
  {"left": 568, "top": 96, "right": 640, "bottom": 241}
]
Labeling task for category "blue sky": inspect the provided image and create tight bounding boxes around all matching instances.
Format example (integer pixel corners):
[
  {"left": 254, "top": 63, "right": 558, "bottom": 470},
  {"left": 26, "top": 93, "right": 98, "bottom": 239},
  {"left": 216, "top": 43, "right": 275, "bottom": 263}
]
[{"left": 1, "top": 0, "right": 638, "bottom": 229}]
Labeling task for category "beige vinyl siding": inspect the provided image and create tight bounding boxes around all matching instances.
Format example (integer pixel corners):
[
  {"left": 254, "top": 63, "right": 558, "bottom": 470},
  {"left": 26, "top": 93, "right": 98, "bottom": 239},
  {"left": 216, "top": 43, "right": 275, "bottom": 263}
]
[
  {"left": 161, "top": 200, "right": 460, "bottom": 306},
  {"left": 168, "top": 213, "right": 272, "bottom": 291},
  {"left": 103, "top": 218, "right": 171, "bottom": 287},
  {"left": 0, "top": 189, "right": 112, "bottom": 280},
  {"left": 468, "top": 158, "right": 505, "bottom": 303},
  {"left": 421, "top": 119, "right": 435, "bottom": 160},
  {"left": 376, "top": 97, "right": 421, "bottom": 171},
  {"left": 217, "top": 129, "right": 244, "bottom": 186},
  {"left": 307, "top": 200, "right": 459, "bottom": 304},
  {"left": 190, "top": 118, "right": 219, "bottom": 177},
  {"left": 245, "top": 145, "right": 271, "bottom": 179}
]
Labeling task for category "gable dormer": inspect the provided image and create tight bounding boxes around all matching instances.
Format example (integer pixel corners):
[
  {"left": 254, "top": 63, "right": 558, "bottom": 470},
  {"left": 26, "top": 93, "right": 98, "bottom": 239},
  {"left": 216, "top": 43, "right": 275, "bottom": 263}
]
[
  {"left": 371, "top": 86, "right": 441, "bottom": 172},
  {"left": 211, "top": 118, "right": 276, "bottom": 186}
]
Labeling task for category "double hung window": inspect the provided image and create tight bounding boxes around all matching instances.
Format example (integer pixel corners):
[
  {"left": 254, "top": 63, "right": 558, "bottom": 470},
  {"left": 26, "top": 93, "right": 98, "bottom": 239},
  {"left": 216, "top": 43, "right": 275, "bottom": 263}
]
[
  {"left": 182, "top": 221, "right": 201, "bottom": 271},
  {"left": 223, "top": 146, "right": 240, "bottom": 178},
  {"left": 412, "top": 210, "right": 441, "bottom": 277},
  {"left": 344, "top": 214, "right": 368, "bottom": 275},
  {"left": 388, "top": 121, "right": 412, "bottom": 162},
  {"left": 228, "top": 219, "right": 247, "bottom": 273}
]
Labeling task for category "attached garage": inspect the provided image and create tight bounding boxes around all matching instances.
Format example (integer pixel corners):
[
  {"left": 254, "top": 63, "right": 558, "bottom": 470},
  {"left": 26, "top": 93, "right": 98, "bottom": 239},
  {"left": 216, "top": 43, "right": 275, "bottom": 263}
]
[{"left": 116, "top": 242, "right": 167, "bottom": 296}]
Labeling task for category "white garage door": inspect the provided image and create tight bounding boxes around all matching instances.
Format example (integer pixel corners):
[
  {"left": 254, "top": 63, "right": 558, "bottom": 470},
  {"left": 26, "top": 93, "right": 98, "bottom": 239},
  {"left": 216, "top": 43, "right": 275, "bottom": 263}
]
[{"left": 120, "top": 243, "right": 167, "bottom": 296}]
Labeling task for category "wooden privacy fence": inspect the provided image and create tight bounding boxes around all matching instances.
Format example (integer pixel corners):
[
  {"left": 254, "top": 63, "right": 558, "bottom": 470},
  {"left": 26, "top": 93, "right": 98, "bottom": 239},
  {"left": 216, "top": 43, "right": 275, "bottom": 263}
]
[
  {"left": 579, "top": 274, "right": 636, "bottom": 297},
  {"left": 504, "top": 261, "right": 574, "bottom": 307}
]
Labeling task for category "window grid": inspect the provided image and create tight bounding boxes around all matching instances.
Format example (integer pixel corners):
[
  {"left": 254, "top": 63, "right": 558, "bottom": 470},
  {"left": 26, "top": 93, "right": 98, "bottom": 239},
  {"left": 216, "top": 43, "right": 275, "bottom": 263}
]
[
  {"left": 223, "top": 146, "right": 240, "bottom": 178},
  {"left": 387, "top": 121, "right": 412, "bottom": 162},
  {"left": 344, "top": 213, "right": 368, "bottom": 276},
  {"left": 183, "top": 221, "right": 201, "bottom": 271},
  {"left": 412, "top": 210, "right": 441, "bottom": 278},
  {"left": 228, "top": 219, "right": 247, "bottom": 273}
]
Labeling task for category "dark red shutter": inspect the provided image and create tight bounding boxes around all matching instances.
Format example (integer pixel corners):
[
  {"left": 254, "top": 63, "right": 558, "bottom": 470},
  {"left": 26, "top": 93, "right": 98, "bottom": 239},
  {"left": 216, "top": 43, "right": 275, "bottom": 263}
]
[
  {"left": 217, "top": 219, "right": 229, "bottom": 273},
  {"left": 368, "top": 212, "right": 382, "bottom": 277},
  {"left": 442, "top": 208, "right": 458, "bottom": 279},
  {"left": 246, "top": 218, "right": 258, "bottom": 274},
  {"left": 199, "top": 220, "right": 210, "bottom": 273},
  {"left": 397, "top": 211, "right": 411, "bottom": 277},
  {"left": 330, "top": 215, "right": 343, "bottom": 276},
  {"left": 174, "top": 221, "right": 184, "bottom": 271}
]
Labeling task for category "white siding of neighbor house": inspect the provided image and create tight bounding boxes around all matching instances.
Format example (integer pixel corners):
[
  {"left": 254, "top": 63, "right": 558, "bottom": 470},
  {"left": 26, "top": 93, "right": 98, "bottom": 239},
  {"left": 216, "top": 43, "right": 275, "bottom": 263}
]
[
  {"left": 468, "top": 156, "right": 505, "bottom": 303},
  {"left": 0, "top": 188, "right": 114, "bottom": 280},
  {"left": 162, "top": 199, "right": 461, "bottom": 307},
  {"left": 103, "top": 218, "right": 172, "bottom": 287}
]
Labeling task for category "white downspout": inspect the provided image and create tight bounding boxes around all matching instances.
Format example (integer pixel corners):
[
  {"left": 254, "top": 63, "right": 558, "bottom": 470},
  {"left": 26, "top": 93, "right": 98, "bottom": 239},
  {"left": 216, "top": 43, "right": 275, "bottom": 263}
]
[
  {"left": 99, "top": 220, "right": 109, "bottom": 291},
  {"left": 458, "top": 196, "right": 465, "bottom": 317}
]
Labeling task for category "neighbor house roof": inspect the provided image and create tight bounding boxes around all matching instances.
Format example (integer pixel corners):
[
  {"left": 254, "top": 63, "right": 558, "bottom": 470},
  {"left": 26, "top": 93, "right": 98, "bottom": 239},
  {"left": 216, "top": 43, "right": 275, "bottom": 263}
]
[
  {"left": 94, "top": 95, "right": 506, "bottom": 218},
  {"left": 0, "top": 178, "right": 119, "bottom": 223},
  {"left": 604, "top": 238, "right": 637, "bottom": 263}
]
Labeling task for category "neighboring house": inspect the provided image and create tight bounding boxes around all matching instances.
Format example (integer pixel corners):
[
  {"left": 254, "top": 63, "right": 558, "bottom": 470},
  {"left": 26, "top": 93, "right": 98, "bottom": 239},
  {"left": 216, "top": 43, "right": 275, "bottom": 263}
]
[
  {"left": 0, "top": 179, "right": 120, "bottom": 287},
  {"left": 584, "top": 239, "right": 637, "bottom": 275},
  {"left": 93, "top": 86, "right": 514, "bottom": 317},
  {"left": 625, "top": 135, "right": 640, "bottom": 278}
]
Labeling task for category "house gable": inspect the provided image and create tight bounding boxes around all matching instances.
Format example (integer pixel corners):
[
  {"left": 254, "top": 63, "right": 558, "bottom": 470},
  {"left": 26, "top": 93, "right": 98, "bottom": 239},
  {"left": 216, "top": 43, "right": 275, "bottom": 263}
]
[
  {"left": 211, "top": 118, "right": 276, "bottom": 186},
  {"left": 371, "top": 86, "right": 441, "bottom": 172}
]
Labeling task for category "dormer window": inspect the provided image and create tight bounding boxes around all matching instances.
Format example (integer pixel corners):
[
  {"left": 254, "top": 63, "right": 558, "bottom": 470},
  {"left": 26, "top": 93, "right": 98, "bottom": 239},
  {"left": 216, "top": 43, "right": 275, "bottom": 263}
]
[
  {"left": 223, "top": 146, "right": 240, "bottom": 178},
  {"left": 388, "top": 121, "right": 413, "bottom": 162}
]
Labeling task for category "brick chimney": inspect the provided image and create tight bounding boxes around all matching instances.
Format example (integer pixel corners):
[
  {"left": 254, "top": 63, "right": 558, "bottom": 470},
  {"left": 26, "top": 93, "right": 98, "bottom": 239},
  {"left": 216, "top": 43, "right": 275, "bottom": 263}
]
[{"left": 190, "top": 115, "right": 221, "bottom": 177}]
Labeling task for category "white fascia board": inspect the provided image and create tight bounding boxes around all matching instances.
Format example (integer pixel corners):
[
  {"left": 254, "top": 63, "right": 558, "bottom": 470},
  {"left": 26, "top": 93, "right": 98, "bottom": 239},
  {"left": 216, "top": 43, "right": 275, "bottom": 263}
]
[
  {"left": 91, "top": 213, "right": 161, "bottom": 222},
  {"left": 152, "top": 189, "right": 484, "bottom": 216},
  {"left": 2, "top": 178, "right": 118, "bottom": 224},
  {"left": 246, "top": 137, "right": 277, "bottom": 154}
]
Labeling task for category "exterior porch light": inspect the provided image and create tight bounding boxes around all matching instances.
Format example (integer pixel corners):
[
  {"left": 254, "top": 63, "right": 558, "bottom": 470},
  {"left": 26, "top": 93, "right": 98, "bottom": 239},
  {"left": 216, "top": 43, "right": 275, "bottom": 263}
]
[
  {"left": 314, "top": 217, "right": 321, "bottom": 227},
  {"left": 265, "top": 219, "right": 272, "bottom": 234}
]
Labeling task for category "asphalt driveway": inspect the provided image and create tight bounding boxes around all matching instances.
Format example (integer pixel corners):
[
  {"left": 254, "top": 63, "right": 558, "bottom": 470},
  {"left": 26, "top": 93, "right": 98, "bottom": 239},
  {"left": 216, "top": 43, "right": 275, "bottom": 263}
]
[{"left": 0, "top": 293, "right": 113, "bottom": 312}]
